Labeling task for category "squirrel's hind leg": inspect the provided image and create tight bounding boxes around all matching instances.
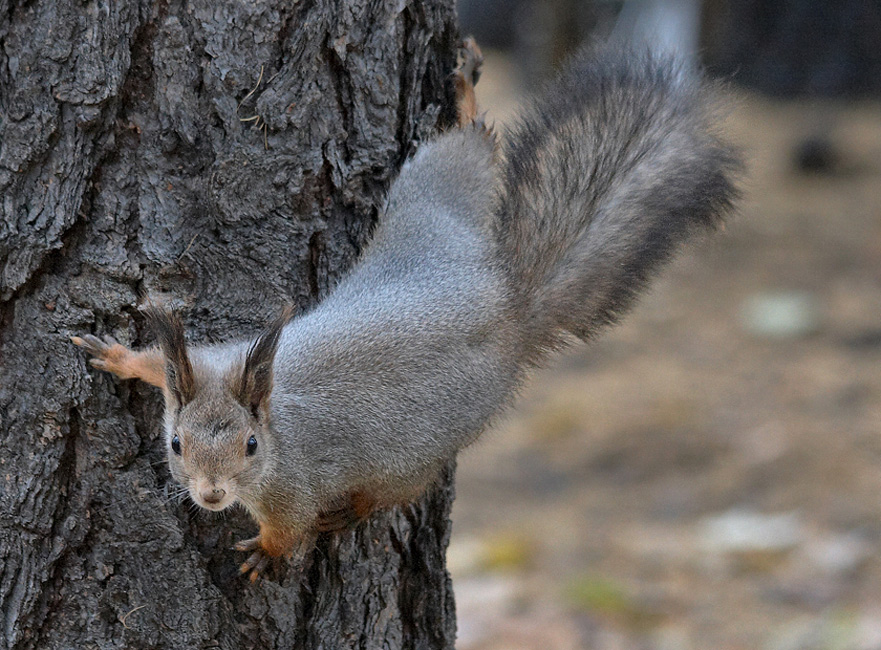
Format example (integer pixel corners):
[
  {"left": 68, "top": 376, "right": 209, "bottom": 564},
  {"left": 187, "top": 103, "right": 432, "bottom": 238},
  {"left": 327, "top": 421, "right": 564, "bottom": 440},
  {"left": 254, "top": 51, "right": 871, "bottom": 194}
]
[
  {"left": 314, "top": 491, "right": 378, "bottom": 533},
  {"left": 313, "top": 481, "right": 437, "bottom": 534},
  {"left": 454, "top": 36, "right": 484, "bottom": 127}
]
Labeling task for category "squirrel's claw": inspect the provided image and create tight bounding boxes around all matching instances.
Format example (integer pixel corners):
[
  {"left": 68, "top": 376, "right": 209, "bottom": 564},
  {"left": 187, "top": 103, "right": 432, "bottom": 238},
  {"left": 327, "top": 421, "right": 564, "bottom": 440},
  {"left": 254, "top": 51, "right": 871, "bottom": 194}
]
[
  {"left": 71, "top": 333, "right": 167, "bottom": 387},
  {"left": 71, "top": 334, "right": 117, "bottom": 356},
  {"left": 72, "top": 335, "right": 112, "bottom": 372},
  {"left": 233, "top": 536, "right": 260, "bottom": 553},
  {"left": 72, "top": 334, "right": 122, "bottom": 372},
  {"left": 240, "top": 551, "right": 271, "bottom": 583},
  {"left": 234, "top": 531, "right": 315, "bottom": 582},
  {"left": 235, "top": 535, "right": 276, "bottom": 582}
]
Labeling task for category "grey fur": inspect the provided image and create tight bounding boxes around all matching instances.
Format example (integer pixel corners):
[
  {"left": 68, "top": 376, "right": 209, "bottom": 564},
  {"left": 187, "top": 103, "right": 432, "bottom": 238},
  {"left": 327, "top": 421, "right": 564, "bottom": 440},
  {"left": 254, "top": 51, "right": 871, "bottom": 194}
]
[
  {"left": 497, "top": 47, "right": 740, "bottom": 363},
  {"left": 113, "top": 47, "right": 741, "bottom": 543}
]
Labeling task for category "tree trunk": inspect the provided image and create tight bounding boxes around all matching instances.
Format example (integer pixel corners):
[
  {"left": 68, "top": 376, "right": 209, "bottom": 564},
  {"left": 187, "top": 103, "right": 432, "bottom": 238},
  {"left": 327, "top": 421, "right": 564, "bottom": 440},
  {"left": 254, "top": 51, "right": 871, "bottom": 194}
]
[
  {"left": 0, "top": 1, "right": 460, "bottom": 648},
  {"left": 700, "top": 0, "right": 881, "bottom": 97}
]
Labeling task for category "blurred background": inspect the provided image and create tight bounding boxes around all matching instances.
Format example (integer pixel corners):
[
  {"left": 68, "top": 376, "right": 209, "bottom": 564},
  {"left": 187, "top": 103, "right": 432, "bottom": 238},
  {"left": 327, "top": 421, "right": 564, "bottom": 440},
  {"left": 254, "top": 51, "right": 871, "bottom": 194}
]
[{"left": 449, "top": 1, "right": 881, "bottom": 648}]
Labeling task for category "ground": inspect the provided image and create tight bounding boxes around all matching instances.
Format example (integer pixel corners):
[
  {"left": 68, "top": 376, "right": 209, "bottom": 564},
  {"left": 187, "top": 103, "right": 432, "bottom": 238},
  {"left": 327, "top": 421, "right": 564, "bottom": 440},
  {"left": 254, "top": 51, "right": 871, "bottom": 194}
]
[{"left": 450, "top": 51, "right": 881, "bottom": 650}]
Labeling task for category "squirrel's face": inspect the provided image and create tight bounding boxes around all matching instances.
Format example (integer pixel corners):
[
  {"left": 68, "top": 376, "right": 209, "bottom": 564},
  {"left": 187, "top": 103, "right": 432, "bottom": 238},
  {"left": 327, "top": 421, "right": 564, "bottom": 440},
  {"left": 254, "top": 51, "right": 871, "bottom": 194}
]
[
  {"left": 165, "top": 394, "right": 274, "bottom": 512},
  {"left": 145, "top": 305, "right": 292, "bottom": 513}
]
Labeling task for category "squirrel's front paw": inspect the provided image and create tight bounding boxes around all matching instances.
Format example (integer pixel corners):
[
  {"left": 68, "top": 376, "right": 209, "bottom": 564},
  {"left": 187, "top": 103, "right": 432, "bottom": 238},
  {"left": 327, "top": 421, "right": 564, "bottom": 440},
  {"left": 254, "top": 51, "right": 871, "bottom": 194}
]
[
  {"left": 234, "top": 526, "right": 313, "bottom": 582},
  {"left": 71, "top": 334, "right": 134, "bottom": 377},
  {"left": 234, "top": 536, "right": 275, "bottom": 582}
]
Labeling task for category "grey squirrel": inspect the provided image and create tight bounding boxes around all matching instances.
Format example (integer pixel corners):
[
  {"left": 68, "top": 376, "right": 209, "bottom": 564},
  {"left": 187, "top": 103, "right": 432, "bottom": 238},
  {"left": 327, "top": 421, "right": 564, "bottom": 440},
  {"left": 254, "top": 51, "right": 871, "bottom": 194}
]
[{"left": 72, "top": 41, "right": 740, "bottom": 580}]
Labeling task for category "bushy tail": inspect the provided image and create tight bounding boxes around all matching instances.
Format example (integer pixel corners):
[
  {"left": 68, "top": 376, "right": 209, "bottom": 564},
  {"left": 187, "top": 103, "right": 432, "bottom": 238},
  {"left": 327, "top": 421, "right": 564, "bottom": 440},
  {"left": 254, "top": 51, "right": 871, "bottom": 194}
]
[{"left": 495, "top": 46, "right": 741, "bottom": 365}]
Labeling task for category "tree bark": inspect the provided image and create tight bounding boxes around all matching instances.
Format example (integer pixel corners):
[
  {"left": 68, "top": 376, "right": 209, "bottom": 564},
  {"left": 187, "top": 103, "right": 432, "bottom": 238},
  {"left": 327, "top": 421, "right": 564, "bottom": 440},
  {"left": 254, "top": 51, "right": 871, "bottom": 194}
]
[{"left": 0, "top": 1, "right": 460, "bottom": 648}]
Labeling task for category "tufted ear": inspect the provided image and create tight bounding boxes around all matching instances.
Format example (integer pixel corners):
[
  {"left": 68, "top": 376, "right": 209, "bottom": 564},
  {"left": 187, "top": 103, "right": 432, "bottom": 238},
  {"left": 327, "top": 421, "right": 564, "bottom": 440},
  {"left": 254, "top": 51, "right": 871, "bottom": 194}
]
[
  {"left": 231, "top": 306, "right": 294, "bottom": 418},
  {"left": 142, "top": 306, "right": 196, "bottom": 409}
]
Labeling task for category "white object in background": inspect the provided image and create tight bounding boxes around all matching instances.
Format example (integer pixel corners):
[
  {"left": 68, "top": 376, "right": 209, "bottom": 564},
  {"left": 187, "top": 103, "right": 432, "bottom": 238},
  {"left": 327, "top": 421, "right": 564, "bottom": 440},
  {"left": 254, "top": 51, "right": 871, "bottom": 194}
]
[{"left": 611, "top": 0, "right": 700, "bottom": 63}]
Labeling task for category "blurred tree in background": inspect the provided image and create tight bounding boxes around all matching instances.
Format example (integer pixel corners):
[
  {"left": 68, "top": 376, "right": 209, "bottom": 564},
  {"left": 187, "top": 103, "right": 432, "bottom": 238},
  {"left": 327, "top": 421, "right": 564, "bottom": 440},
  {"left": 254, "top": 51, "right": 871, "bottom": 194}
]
[
  {"left": 459, "top": 0, "right": 881, "bottom": 97},
  {"left": 703, "top": 0, "right": 881, "bottom": 97}
]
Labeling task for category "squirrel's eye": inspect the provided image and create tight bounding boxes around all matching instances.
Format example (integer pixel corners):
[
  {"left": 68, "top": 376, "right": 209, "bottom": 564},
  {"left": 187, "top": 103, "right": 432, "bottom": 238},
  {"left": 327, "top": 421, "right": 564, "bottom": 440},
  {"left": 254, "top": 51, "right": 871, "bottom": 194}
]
[
  {"left": 246, "top": 435, "right": 258, "bottom": 456},
  {"left": 171, "top": 435, "right": 182, "bottom": 455}
]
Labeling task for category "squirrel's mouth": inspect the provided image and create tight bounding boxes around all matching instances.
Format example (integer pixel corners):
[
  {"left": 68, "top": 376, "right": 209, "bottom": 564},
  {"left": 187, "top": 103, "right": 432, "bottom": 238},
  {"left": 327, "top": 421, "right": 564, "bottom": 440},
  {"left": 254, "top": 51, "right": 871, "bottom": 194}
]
[
  {"left": 191, "top": 479, "right": 235, "bottom": 511},
  {"left": 194, "top": 493, "right": 236, "bottom": 511}
]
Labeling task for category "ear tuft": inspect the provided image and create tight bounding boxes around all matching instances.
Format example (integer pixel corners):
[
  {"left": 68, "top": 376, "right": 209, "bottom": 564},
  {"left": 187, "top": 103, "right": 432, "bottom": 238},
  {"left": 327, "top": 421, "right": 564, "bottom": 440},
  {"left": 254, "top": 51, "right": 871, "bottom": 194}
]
[
  {"left": 142, "top": 305, "right": 196, "bottom": 408},
  {"left": 232, "top": 306, "right": 295, "bottom": 416}
]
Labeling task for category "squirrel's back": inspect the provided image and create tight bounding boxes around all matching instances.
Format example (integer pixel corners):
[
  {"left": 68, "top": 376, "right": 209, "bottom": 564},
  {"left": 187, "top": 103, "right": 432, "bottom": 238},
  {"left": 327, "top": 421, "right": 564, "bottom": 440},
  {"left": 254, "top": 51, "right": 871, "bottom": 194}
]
[{"left": 271, "top": 45, "right": 739, "bottom": 501}]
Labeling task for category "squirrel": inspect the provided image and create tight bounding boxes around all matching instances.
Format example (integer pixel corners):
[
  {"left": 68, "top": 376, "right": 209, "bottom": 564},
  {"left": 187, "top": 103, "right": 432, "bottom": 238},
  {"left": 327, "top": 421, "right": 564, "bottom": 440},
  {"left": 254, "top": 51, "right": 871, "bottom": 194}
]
[{"left": 73, "top": 40, "right": 740, "bottom": 581}]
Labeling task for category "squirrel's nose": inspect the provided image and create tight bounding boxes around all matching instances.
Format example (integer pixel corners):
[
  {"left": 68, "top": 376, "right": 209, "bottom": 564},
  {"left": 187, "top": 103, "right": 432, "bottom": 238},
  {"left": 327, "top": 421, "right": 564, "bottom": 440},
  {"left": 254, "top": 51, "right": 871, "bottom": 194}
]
[{"left": 200, "top": 486, "right": 227, "bottom": 504}]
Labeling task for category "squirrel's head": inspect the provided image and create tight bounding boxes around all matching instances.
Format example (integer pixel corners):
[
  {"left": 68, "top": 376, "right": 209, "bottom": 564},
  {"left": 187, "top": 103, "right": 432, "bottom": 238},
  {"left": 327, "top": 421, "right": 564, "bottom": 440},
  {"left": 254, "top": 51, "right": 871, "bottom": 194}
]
[{"left": 144, "top": 306, "right": 291, "bottom": 513}]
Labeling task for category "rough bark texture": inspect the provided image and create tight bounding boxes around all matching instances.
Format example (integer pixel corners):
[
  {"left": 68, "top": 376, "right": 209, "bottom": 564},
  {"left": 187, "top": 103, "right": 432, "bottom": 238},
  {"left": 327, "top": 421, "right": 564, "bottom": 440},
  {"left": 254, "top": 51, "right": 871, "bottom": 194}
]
[{"left": 0, "top": 1, "right": 460, "bottom": 648}]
